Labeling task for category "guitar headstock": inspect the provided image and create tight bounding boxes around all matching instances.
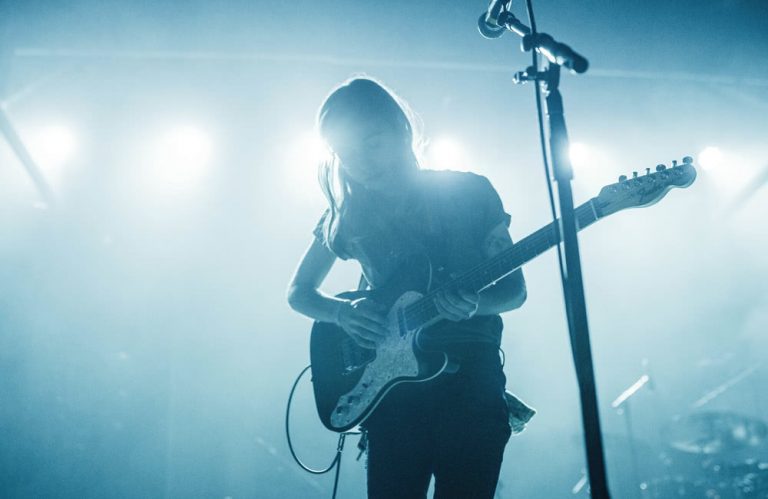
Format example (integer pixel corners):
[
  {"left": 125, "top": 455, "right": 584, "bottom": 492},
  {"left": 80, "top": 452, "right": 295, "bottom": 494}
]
[{"left": 595, "top": 156, "right": 697, "bottom": 217}]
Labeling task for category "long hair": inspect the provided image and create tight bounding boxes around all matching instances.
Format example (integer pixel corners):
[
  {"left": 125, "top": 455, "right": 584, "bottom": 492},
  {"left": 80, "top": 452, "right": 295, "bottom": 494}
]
[{"left": 315, "top": 76, "right": 423, "bottom": 255}]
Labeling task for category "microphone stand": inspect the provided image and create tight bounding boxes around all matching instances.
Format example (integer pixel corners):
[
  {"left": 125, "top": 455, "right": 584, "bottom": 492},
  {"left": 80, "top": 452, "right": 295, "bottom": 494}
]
[{"left": 480, "top": 5, "right": 610, "bottom": 498}]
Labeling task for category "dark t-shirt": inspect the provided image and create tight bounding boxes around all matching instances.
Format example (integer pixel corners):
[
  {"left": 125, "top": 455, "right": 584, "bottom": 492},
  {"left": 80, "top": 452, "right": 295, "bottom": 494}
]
[{"left": 313, "top": 169, "right": 512, "bottom": 348}]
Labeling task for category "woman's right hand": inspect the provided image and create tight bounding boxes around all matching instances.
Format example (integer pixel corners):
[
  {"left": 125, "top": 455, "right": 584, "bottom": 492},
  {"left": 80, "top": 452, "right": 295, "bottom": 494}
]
[{"left": 336, "top": 298, "right": 389, "bottom": 349}]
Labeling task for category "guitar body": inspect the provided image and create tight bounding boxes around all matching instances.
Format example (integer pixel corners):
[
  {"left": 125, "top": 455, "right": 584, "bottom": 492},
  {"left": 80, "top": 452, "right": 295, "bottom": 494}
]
[
  {"left": 308, "top": 157, "right": 698, "bottom": 432},
  {"left": 310, "top": 255, "right": 450, "bottom": 432}
]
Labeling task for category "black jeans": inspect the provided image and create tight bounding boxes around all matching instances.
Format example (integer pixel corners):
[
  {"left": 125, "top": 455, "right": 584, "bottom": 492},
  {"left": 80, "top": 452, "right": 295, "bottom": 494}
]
[{"left": 363, "top": 344, "right": 511, "bottom": 499}]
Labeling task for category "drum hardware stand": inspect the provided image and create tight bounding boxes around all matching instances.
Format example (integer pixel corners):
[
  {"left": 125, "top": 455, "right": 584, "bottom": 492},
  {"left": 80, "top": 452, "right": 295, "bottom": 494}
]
[{"left": 612, "top": 374, "right": 652, "bottom": 499}]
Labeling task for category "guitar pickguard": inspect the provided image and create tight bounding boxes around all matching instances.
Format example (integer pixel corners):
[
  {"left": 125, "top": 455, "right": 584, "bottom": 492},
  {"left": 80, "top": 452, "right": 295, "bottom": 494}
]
[{"left": 328, "top": 290, "right": 447, "bottom": 430}]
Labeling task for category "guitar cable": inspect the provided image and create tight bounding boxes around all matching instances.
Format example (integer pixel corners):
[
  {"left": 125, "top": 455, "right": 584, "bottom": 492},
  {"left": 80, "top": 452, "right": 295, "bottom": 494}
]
[
  {"left": 523, "top": 0, "right": 569, "bottom": 301},
  {"left": 285, "top": 364, "right": 360, "bottom": 499}
]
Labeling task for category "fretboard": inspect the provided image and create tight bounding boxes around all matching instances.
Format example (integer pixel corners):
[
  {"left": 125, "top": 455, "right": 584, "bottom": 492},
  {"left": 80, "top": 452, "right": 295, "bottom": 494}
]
[{"left": 403, "top": 199, "right": 602, "bottom": 329}]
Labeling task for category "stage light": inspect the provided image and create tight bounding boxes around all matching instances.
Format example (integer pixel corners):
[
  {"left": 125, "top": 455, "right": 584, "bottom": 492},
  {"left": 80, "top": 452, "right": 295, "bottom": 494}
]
[
  {"left": 282, "top": 131, "right": 332, "bottom": 202},
  {"left": 26, "top": 124, "right": 78, "bottom": 183},
  {"left": 297, "top": 131, "right": 332, "bottom": 170},
  {"left": 160, "top": 125, "right": 212, "bottom": 166},
  {"left": 698, "top": 146, "right": 725, "bottom": 171},
  {"left": 569, "top": 142, "right": 593, "bottom": 171},
  {"left": 153, "top": 125, "right": 213, "bottom": 191},
  {"left": 696, "top": 146, "right": 758, "bottom": 196},
  {"left": 568, "top": 141, "right": 616, "bottom": 191},
  {"left": 426, "top": 136, "right": 466, "bottom": 171}
]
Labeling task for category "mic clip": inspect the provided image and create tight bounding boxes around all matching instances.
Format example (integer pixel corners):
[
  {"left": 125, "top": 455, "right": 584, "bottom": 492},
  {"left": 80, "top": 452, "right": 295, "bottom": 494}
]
[
  {"left": 497, "top": 11, "right": 531, "bottom": 37},
  {"left": 513, "top": 66, "right": 543, "bottom": 85}
]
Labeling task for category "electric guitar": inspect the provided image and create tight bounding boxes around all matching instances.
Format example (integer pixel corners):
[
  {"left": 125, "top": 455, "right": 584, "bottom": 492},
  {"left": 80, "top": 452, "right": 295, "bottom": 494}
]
[{"left": 310, "top": 157, "right": 697, "bottom": 432}]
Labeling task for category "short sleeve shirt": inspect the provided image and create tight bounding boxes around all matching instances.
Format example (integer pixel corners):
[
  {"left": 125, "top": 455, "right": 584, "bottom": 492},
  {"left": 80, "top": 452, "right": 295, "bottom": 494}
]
[{"left": 313, "top": 169, "right": 512, "bottom": 347}]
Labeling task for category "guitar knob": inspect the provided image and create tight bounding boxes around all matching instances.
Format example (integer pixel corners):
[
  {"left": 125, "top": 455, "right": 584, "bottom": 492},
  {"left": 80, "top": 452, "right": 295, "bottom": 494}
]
[
  {"left": 632, "top": 171, "right": 639, "bottom": 178},
  {"left": 645, "top": 168, "right": 651, "bottom": 176},
  {"left": 619, "top": 175, "right": 628, "bottom": 182},
  {"left": 682, "top": 156, "right": 693, "bottom": 165},
  {"left": 655, "top": 164, "right": 667, "bottom": 172}
]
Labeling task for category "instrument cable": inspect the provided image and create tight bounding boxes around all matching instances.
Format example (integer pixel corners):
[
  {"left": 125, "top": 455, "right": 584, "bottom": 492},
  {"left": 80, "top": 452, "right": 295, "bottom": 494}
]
[
  {"left": 524, "top": 0, "right": 570, "bottom": 318},
  {"left": 285, "top": 364, "right": 359, "bottom": 499}
]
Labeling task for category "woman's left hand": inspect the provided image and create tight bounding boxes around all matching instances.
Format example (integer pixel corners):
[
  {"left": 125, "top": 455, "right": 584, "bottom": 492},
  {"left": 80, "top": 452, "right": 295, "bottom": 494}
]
[{"left": 434, "top": 287, "right": 480, "bottom": 322}]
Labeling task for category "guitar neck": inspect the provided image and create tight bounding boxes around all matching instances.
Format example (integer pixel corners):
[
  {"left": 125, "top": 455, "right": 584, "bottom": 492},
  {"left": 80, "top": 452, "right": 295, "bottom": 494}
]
[{"left": 404, "top": 199, "right": 602, "bottom": 329}]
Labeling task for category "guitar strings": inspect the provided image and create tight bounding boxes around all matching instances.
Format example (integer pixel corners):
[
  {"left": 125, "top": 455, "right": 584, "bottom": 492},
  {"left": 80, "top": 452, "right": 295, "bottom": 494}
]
[
  {"left": 402, "top": 224, "right": 556, "bottom": 325},
  {"left": 404, "top": 166, "right": 693, "bottom": 324},
  {"left": 404, "top": 203, "right": 597, "bottom": 323},
  {"left": 402, "top": 201, "right": 598, "bottom": 327},
  {"left": 400, "top": 166, "right": 691, "bottom": 326}
]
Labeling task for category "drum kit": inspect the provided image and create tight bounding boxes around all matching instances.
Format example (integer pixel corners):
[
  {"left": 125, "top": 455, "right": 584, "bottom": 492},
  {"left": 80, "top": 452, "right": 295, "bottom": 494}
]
[
  {"left": 594, "top": 363, "right": 768, "bottom": 498},
  {"left": 648, "top": 410, "right": 768, "bottom": 498}
]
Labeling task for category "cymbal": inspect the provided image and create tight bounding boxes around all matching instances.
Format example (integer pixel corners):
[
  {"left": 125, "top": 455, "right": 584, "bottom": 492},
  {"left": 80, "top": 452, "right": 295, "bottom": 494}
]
[
  {"left": 705, "top": 458, "right": 768, "bottom": 477},
  {"left": 665, "top": 411, "right": 768, "bottom": 454}
]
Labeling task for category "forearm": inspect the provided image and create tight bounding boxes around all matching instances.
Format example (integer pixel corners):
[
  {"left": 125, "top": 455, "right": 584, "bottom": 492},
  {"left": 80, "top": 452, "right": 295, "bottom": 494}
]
[
  {"left": 476, "top": 269, "right": 526, "bottom": 316},
  {"left": 286, "top": 285, "right": 345, "bottom": 324}
]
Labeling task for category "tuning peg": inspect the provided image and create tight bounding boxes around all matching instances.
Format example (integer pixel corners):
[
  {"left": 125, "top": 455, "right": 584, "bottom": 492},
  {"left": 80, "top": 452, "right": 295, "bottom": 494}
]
[
  {"left": 682, "top": 156, "right": 693, "bottom": 165},
  {"left": 656, "top": 164, "right": 667, "bottom": 172},
  {"left": 619, "top": 175, "right": 628, "bottom": 182},
  {"left": 632, "top": 171, "right": 639, "bottom": 178}
]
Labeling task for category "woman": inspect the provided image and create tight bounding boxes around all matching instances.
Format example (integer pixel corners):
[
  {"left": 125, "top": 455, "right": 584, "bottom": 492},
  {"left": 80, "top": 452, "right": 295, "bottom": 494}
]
[{"left": 287, "top": 76, "right": 527, "bottom": 498}]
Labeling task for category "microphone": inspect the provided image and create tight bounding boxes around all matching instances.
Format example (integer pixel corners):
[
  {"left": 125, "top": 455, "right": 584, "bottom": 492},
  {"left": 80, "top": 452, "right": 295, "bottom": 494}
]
[
  {"left": 478, "top": 0, "right": 532, "bottom": 39},
  {"left": 476, "top": 0, "right": 586, "bottom": 74},
  {"left": 477, "top": 0, "right": 512, "bottom": 39}
]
